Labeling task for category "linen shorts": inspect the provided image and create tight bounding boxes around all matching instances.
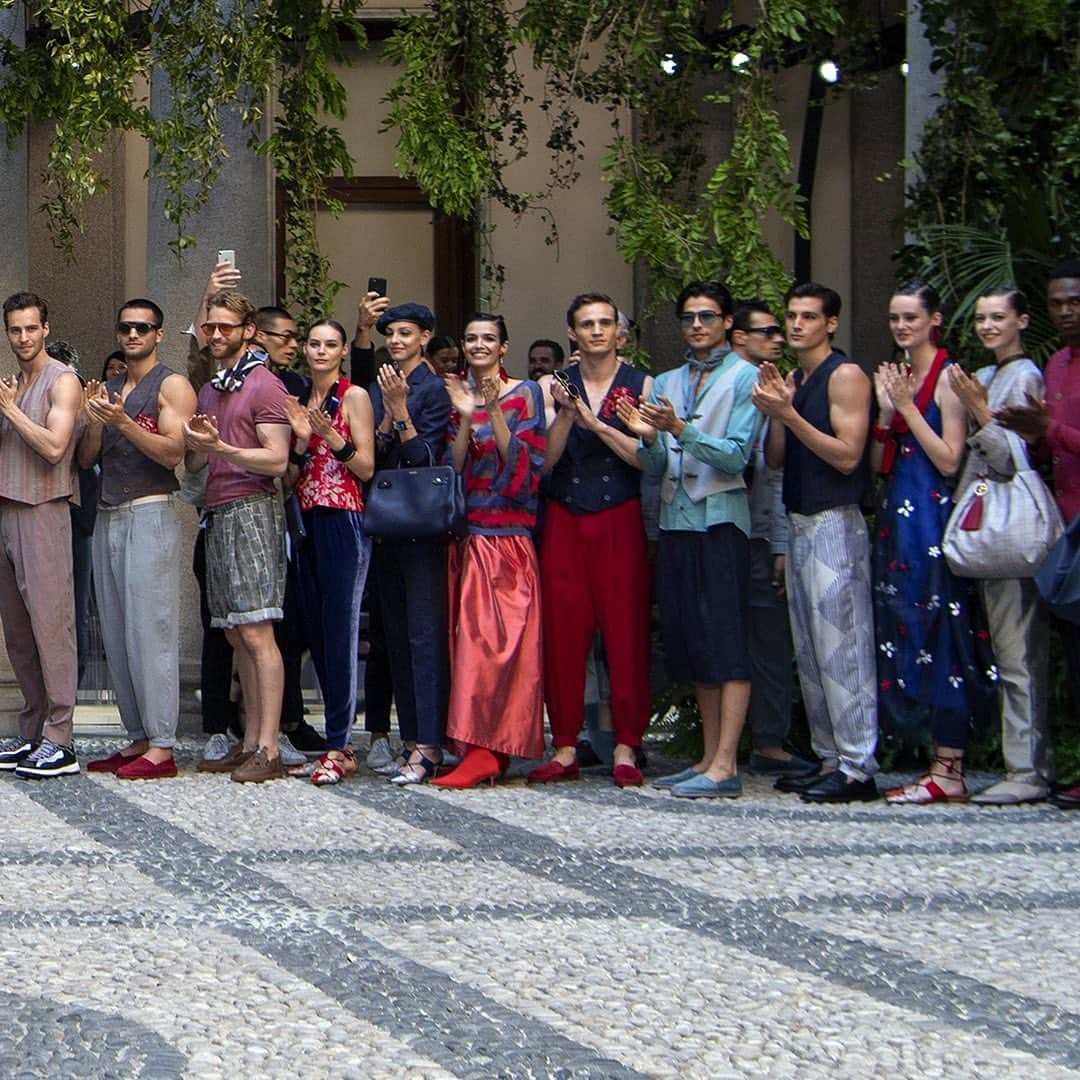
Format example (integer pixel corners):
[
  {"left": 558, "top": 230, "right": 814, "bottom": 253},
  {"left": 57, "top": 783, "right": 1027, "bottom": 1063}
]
[{"left": 205, "top": 494, "right": 286, "bottom": 629}]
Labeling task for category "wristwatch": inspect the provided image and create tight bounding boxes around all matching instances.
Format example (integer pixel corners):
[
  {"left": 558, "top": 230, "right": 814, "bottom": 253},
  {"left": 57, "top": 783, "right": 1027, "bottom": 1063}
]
[{"left": 392, "top": 419, "right": 409, "bottom": 431}]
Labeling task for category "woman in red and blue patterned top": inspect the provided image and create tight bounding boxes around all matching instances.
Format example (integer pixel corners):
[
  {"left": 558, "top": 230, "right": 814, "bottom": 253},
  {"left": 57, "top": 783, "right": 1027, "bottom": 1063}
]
[
  {"left": 432, "top": 314, "right": 547, "bottom": 788},
  {"left": 286, "top": 319, "right": 375, "bottom": 786}
]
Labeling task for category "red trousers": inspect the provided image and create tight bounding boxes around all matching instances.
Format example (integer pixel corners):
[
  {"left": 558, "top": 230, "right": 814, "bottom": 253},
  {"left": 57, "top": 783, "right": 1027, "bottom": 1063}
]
[{"left": 540, "top": 498, "right": 650, "bottom": 748}]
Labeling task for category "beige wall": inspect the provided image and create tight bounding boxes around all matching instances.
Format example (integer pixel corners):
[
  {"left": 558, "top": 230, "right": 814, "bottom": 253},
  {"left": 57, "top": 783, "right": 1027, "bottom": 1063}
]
[{"left": 486, "top": 58, "right": 634, "bottom": 375}]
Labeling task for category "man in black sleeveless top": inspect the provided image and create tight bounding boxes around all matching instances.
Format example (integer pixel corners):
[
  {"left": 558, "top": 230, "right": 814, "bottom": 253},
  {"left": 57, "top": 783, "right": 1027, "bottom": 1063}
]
[
  {"left": 752, "top": 283, "right": 879, "bottom": 803},
  {"left": 81, "top": 299, "right": 197, "bottom": 780}
]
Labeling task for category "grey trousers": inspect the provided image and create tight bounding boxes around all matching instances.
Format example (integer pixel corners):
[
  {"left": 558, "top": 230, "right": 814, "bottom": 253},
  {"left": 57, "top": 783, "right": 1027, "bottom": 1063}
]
[
  {"left": 748, "top": 539, "right": 793, "bottom": 749},
  {"left": 0, "top": 498, "right": 77, "bottom": 746},
  {"left": 92, "top": 498, "right": 181, "bottom": 749},
  {"left": 787, "top": 507, "right": 879, "bottom": 780},
  {"left": 979, "top": 576, "right": 1053, "bottom": 785}
]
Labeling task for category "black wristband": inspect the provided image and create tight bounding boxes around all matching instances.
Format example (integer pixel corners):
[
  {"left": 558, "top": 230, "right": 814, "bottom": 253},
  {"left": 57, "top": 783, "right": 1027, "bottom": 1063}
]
[
  {"left": 289, "top": 449, "right": 307, "bottom": 467},
  {"left": 332, "top": 440, "right": 357, "bottom": 462}
]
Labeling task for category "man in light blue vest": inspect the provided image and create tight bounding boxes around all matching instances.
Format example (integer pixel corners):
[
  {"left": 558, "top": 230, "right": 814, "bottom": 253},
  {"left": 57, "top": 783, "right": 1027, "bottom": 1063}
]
[{"left": 617, "top": 280, "right": 762, "bottom": 798}]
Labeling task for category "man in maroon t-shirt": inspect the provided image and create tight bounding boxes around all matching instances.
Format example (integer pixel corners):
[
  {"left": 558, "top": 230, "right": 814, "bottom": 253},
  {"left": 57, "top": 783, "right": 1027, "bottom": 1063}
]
[{"left": 183, "top": 290, "right": 291, "bottom": 783}]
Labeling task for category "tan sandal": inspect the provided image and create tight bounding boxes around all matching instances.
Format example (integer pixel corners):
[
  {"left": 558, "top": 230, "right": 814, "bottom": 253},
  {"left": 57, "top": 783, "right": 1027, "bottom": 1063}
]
[{"left": 311, "top": 748, "right": 357, "bottom": 786}]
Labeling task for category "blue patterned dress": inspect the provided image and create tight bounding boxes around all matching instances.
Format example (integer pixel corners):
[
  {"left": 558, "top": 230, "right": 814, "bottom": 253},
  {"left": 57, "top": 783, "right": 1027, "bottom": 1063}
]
[{"left": 873, "top": 362, "right": 995, "bottom": 748}]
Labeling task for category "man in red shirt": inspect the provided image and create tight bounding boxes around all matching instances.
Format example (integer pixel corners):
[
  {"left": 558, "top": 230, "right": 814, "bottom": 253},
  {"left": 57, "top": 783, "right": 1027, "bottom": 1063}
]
[{"left": 997, "top": 258, "right": 1080, "bottom": 808}]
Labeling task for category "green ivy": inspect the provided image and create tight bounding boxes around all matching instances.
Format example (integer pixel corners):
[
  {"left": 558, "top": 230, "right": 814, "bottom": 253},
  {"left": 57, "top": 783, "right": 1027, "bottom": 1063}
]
[
  {"left": 0, "top": 0, "right": 363, "bottom": 323},
  {"left": 902, "top": 0, "right": 1079, "bottom": 362}
]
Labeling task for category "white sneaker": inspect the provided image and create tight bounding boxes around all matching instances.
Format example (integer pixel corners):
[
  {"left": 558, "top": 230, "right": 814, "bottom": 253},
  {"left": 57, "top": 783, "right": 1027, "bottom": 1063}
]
[
  {"left": 366, "top": 738, "right": 398, "bottom": 774},
  {"left": 201, "top": 733, "right": 232, "bottom": 762},
  {"left": 278, "top": 734, "right": 307, "bottom": 767}
]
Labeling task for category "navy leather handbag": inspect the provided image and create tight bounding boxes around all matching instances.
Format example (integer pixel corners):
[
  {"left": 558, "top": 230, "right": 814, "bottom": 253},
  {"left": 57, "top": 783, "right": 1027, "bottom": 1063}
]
[{"left": 363, "top": 448, "right": 466, "bottom": 542}]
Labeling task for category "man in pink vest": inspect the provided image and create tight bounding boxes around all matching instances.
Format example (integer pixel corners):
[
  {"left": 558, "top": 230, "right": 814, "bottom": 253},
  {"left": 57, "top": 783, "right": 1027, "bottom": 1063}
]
[{"left": 0, "top": 292, "right": 84, "bottom": 778}]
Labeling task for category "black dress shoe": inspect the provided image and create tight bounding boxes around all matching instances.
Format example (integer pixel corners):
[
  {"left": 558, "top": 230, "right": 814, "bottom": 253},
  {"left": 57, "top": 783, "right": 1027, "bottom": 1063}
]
[
  {"left": 775, "top": 767, "right": 824, "bottom": 793},
  {"left": 799, "top": 770, "right": 879, "bottom": 803}
]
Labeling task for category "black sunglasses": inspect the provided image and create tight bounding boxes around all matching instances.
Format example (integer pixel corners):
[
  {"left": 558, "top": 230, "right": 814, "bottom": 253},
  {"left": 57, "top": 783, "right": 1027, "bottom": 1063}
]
[
  {"left": 116, "top": 321, "right": 159, "bottom": 336},
  {"left": 745, "top": 325, "right": 784, "bottom": 338},
  {"left": 551, "top": 368, "right": 581, "bottom": 400}
]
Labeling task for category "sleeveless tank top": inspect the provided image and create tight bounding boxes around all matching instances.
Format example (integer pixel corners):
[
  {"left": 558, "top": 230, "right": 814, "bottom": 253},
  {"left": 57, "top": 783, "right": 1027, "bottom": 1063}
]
[
  {"left": 100, "top": 364, "right": 181, "bottom": 506},
  {"left": 295, "top": 377, "right": 364, "bottom": 513},
  {"left": 782, "top": 352, "right": 869, "bottom": 515},
  {"left": 0, "top": 357, "right": 78, "bottom": 505}
]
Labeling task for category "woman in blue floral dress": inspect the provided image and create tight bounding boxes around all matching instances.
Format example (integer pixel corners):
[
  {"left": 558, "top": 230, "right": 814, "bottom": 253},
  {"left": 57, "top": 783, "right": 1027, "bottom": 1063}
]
[{"left": 872, "top": 282, "right": 993, "bottom": 803}]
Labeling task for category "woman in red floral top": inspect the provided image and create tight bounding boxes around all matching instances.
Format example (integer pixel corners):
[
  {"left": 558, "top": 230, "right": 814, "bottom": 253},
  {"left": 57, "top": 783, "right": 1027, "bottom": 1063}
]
[
  {"left": 432, "top": 314, "right": 546, "bottom": 788},
  {"left": 286, "top": 319, "right": 375, "bottom": 785}
]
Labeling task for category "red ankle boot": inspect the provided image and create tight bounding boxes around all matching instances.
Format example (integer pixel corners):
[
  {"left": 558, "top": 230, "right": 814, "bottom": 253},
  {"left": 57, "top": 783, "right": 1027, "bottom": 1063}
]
[{"left": 430, "top": 747, "right": 506, "bottom": 789}]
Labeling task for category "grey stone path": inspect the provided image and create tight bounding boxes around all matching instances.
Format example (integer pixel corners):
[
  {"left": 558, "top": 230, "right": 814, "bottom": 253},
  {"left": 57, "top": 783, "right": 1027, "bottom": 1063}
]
[{"left": 1, "top": 738, "right": 1078, "bottom": 1078}]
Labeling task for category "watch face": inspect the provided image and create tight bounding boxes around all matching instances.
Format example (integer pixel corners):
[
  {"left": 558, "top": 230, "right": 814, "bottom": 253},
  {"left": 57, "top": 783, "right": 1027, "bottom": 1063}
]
[{"left": 392, "top": 420, "right": 408, "bottom": 430}]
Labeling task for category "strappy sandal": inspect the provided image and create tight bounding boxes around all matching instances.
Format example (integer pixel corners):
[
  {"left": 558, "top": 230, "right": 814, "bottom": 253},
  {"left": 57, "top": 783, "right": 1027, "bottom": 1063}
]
[
  {"left": 884, "top": 754, "right": 968, "bottom": 804},
  {"left": 388, "top": 746, "right": 442, "bottom": 786},
  {"left": 311, "top": 748, "right": 357, "bottom": 787}
]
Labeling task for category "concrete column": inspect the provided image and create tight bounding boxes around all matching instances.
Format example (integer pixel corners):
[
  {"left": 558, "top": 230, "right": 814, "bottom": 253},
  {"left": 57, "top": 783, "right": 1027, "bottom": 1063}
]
[
  {"left": 145, "top": 82, "right": 272, "bottom": 374},
  {"left": 904, "top": 1, "right": 944, "bottom": 205},
  {"left": 0, "top": 2, "right": 29, "bottom": 339},
  {"left": 849, "top": 70, "right": 906, "bottom": 366}
]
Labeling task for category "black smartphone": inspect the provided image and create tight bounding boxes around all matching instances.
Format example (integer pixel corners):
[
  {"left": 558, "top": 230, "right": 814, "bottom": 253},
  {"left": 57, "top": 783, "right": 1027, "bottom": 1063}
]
[{"left": 368, "top": 276, "right": 387, "bottom": 297}]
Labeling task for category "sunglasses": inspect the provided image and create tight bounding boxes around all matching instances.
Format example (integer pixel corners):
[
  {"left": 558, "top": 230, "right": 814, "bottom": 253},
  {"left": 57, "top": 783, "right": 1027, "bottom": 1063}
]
[
  {"left": 551, "top": 368, "right": 581, "bottom": 401},
  {"left": 745, "top": 325, "right": 784, "bottom": 337},
  {"left": 116, "top": 321, "right": 159, "bottom": 336},
  {"left": 678, "top": 310, "right": 722, "bottom": 327},
  {"left": 200, "top": 321, "right": 245, "bottom": 335}
]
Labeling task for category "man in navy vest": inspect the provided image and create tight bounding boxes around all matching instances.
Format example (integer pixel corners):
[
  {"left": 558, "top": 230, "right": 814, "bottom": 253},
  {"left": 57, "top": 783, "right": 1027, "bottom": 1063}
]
[
  {"left": 81, "top": 299, "right": 197, "bottom": 779},
  {"left": 529, "top": 293, "right": 654, "bottom": 788},
  {"left": 752, "top": 283, "right": 879, "bottom": 803}
]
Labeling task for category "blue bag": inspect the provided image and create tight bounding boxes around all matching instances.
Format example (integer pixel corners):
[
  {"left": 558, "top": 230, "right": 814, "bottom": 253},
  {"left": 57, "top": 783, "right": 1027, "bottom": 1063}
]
[{"left": 1036, "top": 513, "right": 1080, "bottom": 624}]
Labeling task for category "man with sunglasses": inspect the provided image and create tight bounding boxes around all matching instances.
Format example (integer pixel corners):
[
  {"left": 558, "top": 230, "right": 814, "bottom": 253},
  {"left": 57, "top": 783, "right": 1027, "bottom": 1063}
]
[
  {"left": 183, "top": 290, "right": 291, "bottom": 783},
  {"left": 80, "top": 300, "right": 197, "bottom": 779},
  {"left": 616, "top": 281, "right": 762, "bottom": 798},
  {"left": 729, "top": 301, "right": 817, "bottom": 780},
  {"left": 0, "top": 292, "right": 83, "bottom": 778}
]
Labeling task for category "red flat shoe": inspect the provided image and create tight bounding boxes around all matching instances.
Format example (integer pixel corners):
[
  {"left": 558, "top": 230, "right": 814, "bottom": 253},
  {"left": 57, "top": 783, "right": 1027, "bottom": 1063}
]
[
  {"left": 612, "top": 763, "right": 644, "bottom": 788},
  {"left": 116, "top": 755, "right": 178, "bottom": 780},
  {"left": 87, "top": 751, "right": 139, "bottom": 774},
  {"left": 526, "top": 759, "right": 580, "bottom": 784}
]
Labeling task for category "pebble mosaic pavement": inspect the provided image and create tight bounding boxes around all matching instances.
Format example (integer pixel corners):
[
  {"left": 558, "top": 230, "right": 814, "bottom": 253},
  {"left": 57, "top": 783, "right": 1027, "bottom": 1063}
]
[{"left": 1, "top": 737, "right": 1078, "bottom": 1078}]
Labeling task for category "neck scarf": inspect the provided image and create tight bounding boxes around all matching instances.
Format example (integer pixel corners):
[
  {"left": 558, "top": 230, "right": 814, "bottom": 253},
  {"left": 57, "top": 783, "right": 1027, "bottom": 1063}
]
[
  {"left": 879, "top": 347, "right": 948, "bottom": 476},
  {"left": 210, "top": 348, "right": 265, "bottom": 393}
]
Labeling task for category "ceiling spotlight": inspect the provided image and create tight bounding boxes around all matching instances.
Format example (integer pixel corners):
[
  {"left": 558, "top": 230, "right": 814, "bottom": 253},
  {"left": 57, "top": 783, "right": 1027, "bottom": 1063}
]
[
  {"left": 818, "top": 59, "right": 840, "bottom": 84},
  {"left": 660, "top": 53, "right": 678, "bottom": 76}
]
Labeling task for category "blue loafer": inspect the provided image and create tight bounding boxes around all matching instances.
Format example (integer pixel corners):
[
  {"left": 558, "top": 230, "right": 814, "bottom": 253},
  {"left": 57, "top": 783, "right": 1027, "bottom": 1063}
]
[
  {"left": 652, "top": 766, "right": 701, "bottom": 790},
  {"left": 671, "top": 773, "right": 742, "bottom": 799}
]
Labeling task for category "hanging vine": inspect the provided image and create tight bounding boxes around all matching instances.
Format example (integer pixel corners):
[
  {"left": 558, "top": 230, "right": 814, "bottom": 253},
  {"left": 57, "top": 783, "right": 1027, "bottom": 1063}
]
[{"left": 0, "top": 0, "right": 363, "bottom": 322}]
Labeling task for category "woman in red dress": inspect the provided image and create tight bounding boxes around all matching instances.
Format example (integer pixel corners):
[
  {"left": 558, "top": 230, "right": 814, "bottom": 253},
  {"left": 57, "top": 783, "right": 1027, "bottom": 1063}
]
[{"left": 432, "top": 314, "right": 546, "bottom": 788}]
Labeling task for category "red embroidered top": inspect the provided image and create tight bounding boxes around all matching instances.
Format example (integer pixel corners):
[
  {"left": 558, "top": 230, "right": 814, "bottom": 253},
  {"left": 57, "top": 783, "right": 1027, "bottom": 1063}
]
[{"left": 294, "top": 377, "right": 364, "bottom": 513}]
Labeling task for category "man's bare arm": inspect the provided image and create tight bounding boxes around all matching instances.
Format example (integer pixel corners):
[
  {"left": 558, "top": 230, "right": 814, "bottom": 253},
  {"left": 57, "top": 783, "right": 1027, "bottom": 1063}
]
[{"left": 0, "top": 371, "right": 82, "bottom": 465}]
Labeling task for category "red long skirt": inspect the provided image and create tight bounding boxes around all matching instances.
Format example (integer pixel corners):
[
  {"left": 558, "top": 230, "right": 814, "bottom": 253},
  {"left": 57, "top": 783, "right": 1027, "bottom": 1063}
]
[{"left": 446, "top": 534, "right": 545, "bottom": 758}]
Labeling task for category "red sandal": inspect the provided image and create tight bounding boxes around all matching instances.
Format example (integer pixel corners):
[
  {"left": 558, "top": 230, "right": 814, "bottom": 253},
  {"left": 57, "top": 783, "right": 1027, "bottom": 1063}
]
[
  {"left": 311, "top": 748, "right": 357, "bottom": 787},
  {"left": 884, "top": 754, "right": 968, "bottom": 804}
]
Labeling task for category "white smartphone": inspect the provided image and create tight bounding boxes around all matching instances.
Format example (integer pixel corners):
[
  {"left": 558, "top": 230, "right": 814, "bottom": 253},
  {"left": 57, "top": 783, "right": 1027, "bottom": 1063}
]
[{"left": 217, "top": 249, "right": 236, "bottom": 268}]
